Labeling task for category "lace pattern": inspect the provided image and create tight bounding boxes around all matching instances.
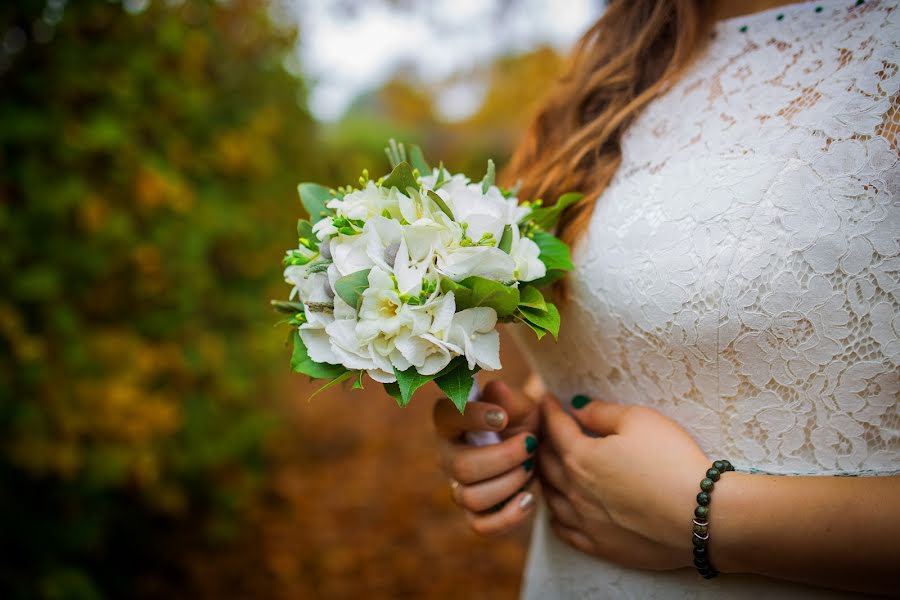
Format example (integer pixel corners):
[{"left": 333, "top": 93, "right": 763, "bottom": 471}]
[{"left": 520, "top": 1, "right": 898, "bottom": 597}]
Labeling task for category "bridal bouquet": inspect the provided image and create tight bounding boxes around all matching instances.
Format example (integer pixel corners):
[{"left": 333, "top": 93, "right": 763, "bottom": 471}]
[{"left": 274, "top": 140, "right": 581, "bottom": 411}]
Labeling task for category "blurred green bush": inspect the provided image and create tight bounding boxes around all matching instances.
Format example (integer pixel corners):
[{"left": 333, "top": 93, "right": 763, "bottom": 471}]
[{"left": 0, "top": 1, "right": 320, "bottom": 597}]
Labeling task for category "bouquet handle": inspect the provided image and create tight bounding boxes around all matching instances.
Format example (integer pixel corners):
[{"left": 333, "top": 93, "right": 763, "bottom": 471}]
[{"left": 463, "top": 377, "right": 502, "bottom": 447}]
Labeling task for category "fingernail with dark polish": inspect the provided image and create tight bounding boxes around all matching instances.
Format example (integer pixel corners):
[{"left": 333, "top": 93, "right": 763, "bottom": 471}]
[
  {"left": 519, "top": 492, "right": 535, "bottom": 511},
  {"left": 522, "top": 458, "right": 535, "bottom": 472},
  {"left": 525, "top": 435, "right": 539, "bottom": 454},
  {"left": 571, "top": 394, "right": 591, "bottom": 409},
  {"left": 484, "top": 410, "right": 505, "bottom": 428}
]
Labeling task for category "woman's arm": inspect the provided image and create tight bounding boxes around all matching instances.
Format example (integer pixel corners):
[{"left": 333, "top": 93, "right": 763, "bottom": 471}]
[
  {"left": 712, "top": 470, "right": 900, "bottom": 594},
  {"left": 538, "top": 395, "right": 900, "bottom": 596}
]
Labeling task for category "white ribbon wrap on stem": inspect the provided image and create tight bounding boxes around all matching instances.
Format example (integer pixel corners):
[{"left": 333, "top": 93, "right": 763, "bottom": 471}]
[{"left": 463, "top": 377, "right": 501, "bottom": 447}]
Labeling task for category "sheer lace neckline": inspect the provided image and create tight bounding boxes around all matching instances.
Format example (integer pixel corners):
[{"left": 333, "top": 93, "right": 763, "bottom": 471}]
[{"left": 714, "top": 0, "right": 857, "bottom": 31}]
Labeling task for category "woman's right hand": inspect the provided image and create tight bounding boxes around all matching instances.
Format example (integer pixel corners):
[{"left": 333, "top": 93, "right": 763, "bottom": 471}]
[{"left": 432, "top": 379, "right": 541, "bottom": 536}]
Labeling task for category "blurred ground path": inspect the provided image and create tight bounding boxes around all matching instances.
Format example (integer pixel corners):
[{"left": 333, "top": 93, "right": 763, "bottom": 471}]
[{"left": 164, "top": 332, "right": 533, "bottom": 599}]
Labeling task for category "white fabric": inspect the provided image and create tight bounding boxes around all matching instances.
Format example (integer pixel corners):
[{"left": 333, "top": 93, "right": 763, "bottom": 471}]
[{"left": 518, "top": 1, "right": 899, "bottom": 597}]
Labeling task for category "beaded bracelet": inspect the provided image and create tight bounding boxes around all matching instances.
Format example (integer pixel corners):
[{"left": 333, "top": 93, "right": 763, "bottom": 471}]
[{"left": 692, "top": 459, "right": 735, "bottom": 579}]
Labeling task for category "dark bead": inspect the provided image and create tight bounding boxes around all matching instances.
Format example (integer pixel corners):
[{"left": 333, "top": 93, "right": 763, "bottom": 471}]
[
  {"left": 712, "top": 460, "right": 726, "bottom": 471},
  {"left": 706, "top": 468, "right": 721, "bottom": 481},
  {"left": 693, "top": 546, "right": 708, "bottom": 558},
  {"left": 693, "top": 523, "right": 709, "bottom": 536},
  {"left": 721, "top": 459, "right": 734, "bottom": 471},
  {"left": 695, "top": 505, "right": 710, "bottom": 519},
  {"left": 693, "top": 535, "right": 707, "bottom": 547},
  {"left": 700, "top": 478, "right": 715, "bottom": 492},
  {"left": 693, "top": 557, "right": 709, "bottom": 569},
  {"left": 703, "top": 570, "right": 719, "bottom": 579},
  {"left": 697, "top": 491, "right": 710, "bottom": 506}
]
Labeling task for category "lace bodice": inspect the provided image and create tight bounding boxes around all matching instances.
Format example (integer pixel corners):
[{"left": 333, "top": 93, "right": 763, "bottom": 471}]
[{"left": 519, "top": 1, "right": 899, "bottom": 597}]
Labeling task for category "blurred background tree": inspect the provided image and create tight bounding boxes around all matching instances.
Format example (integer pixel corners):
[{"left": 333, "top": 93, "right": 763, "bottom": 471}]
[
  {"left": 0, "top": 0, "right": 319, "bottom": 597},
  {"left": 0, "top": 0, "right": 580, "bottom": 598}
]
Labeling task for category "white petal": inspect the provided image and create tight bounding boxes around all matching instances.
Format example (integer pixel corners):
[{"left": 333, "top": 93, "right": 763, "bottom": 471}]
[
  {"left": 367, "top": 368, "right": 396, "bottom": 383},
  {"left": 394, "top": 334, "right": 430, "bottom": 368},
  {"left": 438, "top": 247, "right": 516, "bottom": 281},
  {"left": 299, "top": 326, "right": 341, "bottom": 365},
  {"left": 453, "top": 307, "right": 498, "bottom": 334},
  {"left": 331, "top": 232, "right": 375, "bottom": 276},
  {"left": 469, "top": 330, "right": 501, "bottom": 371},
  {"left": 394, "top": 238, "right": 425, "bottom": 296}
]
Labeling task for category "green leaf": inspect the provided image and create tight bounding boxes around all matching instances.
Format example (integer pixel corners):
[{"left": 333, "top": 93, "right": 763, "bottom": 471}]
[
  {"left": 385, "top": 138, "right": 407, "bottom": 169},
  {"left": 497, "top": 224, "right": 513, "bottom": 253},
  {"left": 434, "top": 161, "right": 447, "bottom": 190},
  {"left": 518, "top": 285, "right": 547, "bottom": 311},
  {"left": 435, "top": 358, "right": 477, "bottom": 413},
  {"left": 383, "top": 381, "right": 402, "bottom": 402},
  {"left": 392, "top": 366, "right": 436, "bottom": 407},
  {"left": 382, "top": 162, "right": 418, "bottom": 194},
  {"left": 334, "top": 269, "right": 371, "bottom": 310},
  {"left": 525, "top": 192, "right": 584, "bottom": 230},
  {"left": 298, "top": 183, "right": 334, "bottom": 224},
  {"left": 481, "top": 159, "right": 495, "bottom": 193},
  {"left": 514, "top": 313, "right": 547, "bottom": 340},
  {"left": 409, "top": 144, "right": 430, "bottom": 175},
  {"left": 457, "top": 276, "right": 520, "bottom": 318},
  {"left": 291, "top": 330, "right": 347, "bottom": 380},
  {"left": 271, "top": 299, "right": 305, "bottom": 314},
  {"left": 309, "top": 370, "right": 357, "bottom": 399},
  {"left": 519, "top": 302, "right": 561, "bottom": 340},
  {"left": 296, "top": 219, "right": 318, "bottom": 250},
  {"left": 532, "top": 231, "right": 574, "bottom": 272},
  {"left": 427, "top": 189, "right": 455, "bottom": 220},
  {"left": 439, "top": 276, "right": 473, "bottom": 307},
  {"left": 352, "top": 371, "right": 365, "bottom": 389}
]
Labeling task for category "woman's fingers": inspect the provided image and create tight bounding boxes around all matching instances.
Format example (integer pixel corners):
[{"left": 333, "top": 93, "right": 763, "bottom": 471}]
[
  {"left": 464, "top": 485, "right": 538, "bottom": 537},
  {"left": 536, "top": 443, "right": 569, "bottom": 494},
  {"left": 480, "top": 380, "right": 540, "bottom": 435},
  {"left": 440, "top": 431, "right": 538, "bottom": 484},
  {"left": 543, "top": 485, "right": 581, "bottom": 529},
  {"left": 541, "top": 394, "right": 584, "bottom": 455},
  {"left": 549, "top": 519, "right": 597, "bottom": 555},
  {"left": 433, "top": 396, "right": 507, "bottom": 440},
  {"left": 451, "top": 463, "right": 534, "bottom": 513},
  {"left": 567, "top": 394, "right": 630, "bottom": 437}
]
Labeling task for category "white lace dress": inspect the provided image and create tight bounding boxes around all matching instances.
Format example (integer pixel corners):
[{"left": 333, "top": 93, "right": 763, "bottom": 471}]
[{"left": 517, "top": 1, "right": 899, "bottom": 598}]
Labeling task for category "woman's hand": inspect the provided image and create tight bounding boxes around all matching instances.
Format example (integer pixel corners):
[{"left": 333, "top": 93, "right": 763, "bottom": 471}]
[
  {"left": 539, "top": 394, "right": 709, "bottom": 570},
  {"left": 432, "top": 379, "right": 541, "bottom": 536}
]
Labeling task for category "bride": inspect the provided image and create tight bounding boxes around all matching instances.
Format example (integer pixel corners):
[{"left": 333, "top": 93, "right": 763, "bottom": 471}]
[{"left": 432, "top": 0, "right": 899, "bottom": 597}]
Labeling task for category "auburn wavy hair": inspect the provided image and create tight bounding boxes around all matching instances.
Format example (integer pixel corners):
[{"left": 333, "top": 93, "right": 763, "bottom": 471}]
[{"left": 503, "top": 0, "right": 716, "bottom": 253}]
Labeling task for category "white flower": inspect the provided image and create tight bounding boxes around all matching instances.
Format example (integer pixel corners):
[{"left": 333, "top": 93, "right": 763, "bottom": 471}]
[
  {"left": 312, "top": 217, "right": 338, "bottom": 241},
  {"left": 447, "top": 306, "right": 501, "bottom": 371},
  {"left": 418, "top": 169, "right": 469, "bottom": 192},
  {"left": 330, "top": 229, "right": 375, "bottom": 276},
  {"left": 355, "top": 267, "right": 433, "bottom": 378},
  {"left": 328, "top": 181, "right": 400, "bottom": 221},
  {"left": 508, "top": 226, "right": 546, "bottom": 282},
  {"left": 437, "top": 246, "right": 516, "bottom": 282},
  {"left": 438, "top": 183, "right": 529, "bottom": 241},
  {"left": 394, "top": 292, "right": 459, "bottom": 375}
]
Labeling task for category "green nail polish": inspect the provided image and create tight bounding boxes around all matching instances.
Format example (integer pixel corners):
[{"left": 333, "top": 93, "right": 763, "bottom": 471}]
[
  {"left": 525, "top": 435, "right": 539, "bottom": 453},
  {"left": 522, "top": 458, "right": 535, "bottom": 472},
  {"left": 571, "top": 394, "right": 591, "bottom": 409}
]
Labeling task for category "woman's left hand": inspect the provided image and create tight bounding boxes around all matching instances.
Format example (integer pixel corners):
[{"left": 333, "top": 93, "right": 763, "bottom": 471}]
[{"left": 538, "top": 394, "right": 710, "bottom": 570}]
